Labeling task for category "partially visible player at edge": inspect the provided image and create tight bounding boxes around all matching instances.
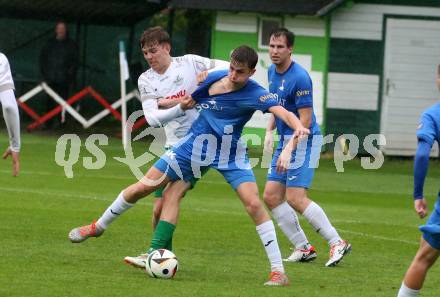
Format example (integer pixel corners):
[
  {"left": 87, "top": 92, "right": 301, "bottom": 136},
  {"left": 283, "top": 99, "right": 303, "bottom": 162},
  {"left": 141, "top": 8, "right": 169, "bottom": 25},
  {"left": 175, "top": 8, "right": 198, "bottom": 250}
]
[
  {"left": 263, "top": 28, "right": 351, "bottom": 266},
  {"left": 121, "top": 27, "right": 228, "bottom": 266},
  {"left": 68, "top": 45, "right": 310, "bottom": 286},
  {"left": 397, "top": 65, "right": 440, "bottom": 297},
  {"left": 0, "top": 53, "right": 20, "bottom": 176}
]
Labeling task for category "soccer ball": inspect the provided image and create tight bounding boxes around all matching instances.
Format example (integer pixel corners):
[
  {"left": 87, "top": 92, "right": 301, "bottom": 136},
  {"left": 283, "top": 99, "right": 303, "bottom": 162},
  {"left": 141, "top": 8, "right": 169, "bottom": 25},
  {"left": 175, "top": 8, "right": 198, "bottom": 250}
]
[{"left": 145, "top": 249, "right": 179, "bottom": 279}]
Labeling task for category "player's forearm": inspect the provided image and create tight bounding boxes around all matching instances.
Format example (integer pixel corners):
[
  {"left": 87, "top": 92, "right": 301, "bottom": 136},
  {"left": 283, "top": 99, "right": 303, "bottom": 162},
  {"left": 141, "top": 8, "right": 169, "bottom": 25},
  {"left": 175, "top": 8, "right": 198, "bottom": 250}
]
[
  {"left": 298, "top": 108, "right": 312, "bottom": 129},
  {"left": 157, "top": 98, "right": 181, "bottom": 109},
  {"left": 413, "top": 139, "right": 431, "bottom": 199},
  {"left": 0, "top": 89, "right": 20, "bottom": 152},
  {"left": 142, "top": 100, "right": 185, "bottom": 127},
  {"left": 283, "top": 135, "right": 298, "bottom": 153},
  {"left": 284, "top": 111, "right": 304, "bottom": 132},
  {"left": 266, "top": 114, "right": 276, "bottom": 133}
]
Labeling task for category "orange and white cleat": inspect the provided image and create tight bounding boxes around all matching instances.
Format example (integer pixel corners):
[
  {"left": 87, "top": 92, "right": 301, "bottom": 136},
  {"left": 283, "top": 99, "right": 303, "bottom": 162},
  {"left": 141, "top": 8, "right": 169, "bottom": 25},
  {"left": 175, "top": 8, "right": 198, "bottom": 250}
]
[
  {"left": 68, "top": 221, "right": 104, "bottom": 243},
  {"left": 284, "top": 245, "right": 317, "bottom": 263},
  {"left": 325, "top": 240, "right": 351, "bottom": 267},
  {"left": 264, "top": 271, "right": 290, "bottom": 286}
]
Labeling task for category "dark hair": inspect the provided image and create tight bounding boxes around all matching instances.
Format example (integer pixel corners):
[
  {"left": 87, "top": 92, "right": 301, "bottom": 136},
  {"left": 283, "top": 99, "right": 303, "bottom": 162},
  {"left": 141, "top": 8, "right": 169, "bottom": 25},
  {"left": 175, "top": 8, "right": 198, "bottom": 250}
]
[
  {"left": 269, "top": 28, "right": 295, "bottom": 48},
  {"left": 230, "top": 45, "right": 258, "bottom": 69},
  {"left": 140, "top": 26, "right": 170, "bottom": 48}
]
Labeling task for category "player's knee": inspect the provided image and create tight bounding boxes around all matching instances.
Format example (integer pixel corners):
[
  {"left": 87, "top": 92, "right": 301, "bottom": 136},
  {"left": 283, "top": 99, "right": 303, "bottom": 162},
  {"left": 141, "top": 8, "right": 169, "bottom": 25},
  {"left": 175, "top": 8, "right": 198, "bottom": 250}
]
[
  {"left": 245, "top": 198, "right": 264, "bottom": 217},
  {"left": 415, "top": 247, "right": 439, "bottom": 268},
  {"left": 263, "top": 190, "right": 280, "bottom": 209},
  {"left": 286, "top": 189, "right": 307, "bottom": 205}
]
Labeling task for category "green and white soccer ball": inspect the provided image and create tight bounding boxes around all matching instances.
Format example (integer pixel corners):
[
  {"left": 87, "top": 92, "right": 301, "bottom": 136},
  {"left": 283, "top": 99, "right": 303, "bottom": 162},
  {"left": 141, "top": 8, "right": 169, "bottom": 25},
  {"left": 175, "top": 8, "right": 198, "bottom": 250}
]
[{"left": 145, "top": 249, "right": 179, "bottom": 279}]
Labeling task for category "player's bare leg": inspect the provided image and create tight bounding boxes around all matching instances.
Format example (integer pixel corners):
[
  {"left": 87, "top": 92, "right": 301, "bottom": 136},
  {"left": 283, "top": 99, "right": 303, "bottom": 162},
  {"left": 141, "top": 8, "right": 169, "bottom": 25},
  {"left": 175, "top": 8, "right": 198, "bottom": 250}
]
[
  {"left": 264, "top": 181, "right": 316, "bottom": 262},
  {"left": 236, "top": 182, "right": 289, "bottom": 286},
  {"left": 397, "top": 238, "right": 440, "bottom": 296},
  {"left": 286, "top": 187, "right": 351, "bottom": 266},
  {"left": 69, "top": 166, "right": 171, "bottom": 243},
  {"left": 152, "top": 198, "right": 163, "bottom": 229}
]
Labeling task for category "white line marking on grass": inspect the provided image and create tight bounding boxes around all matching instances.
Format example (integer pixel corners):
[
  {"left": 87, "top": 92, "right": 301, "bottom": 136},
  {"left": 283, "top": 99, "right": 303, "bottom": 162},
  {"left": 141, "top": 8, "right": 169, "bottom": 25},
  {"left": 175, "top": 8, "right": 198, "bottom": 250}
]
[
  {"left": 338, "top": 228, "right": 418, "bottom": 246},
  {"left": 0, "top": 169, "right": 226, "bottom": 185}
]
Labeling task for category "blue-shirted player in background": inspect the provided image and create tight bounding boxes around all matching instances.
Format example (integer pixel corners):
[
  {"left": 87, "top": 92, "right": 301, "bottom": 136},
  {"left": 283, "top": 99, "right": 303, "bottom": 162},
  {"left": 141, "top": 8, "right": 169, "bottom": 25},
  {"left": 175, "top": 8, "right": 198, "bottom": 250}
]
[
  {"left": 69, "top": 45, "right": 310, "bottom": 286},
  {"left": 397, "top": 65, "right": 440, "bottom": 297},
  {"left": 263, "top": 28, "right": 351, "bottom": 267}
]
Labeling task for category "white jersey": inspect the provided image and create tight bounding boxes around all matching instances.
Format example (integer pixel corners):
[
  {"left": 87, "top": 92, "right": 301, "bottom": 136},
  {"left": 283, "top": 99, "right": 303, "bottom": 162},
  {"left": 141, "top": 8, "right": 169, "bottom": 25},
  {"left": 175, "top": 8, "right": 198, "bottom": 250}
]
[
  {"left": 0, "top": 53, "right": 15, "bottom": 92},
  {"left": 138, "top": 54, "right": 214, "bottom": 146}
]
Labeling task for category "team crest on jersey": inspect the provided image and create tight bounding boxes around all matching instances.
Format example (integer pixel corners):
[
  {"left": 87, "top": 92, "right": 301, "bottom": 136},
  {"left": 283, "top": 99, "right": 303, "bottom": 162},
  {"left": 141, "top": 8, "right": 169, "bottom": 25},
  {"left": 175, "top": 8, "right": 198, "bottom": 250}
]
[
  {"left": 173, "top": 75, "right": 184, "bottom": 86},
  {"left": 259, "top": 93, "right": 277, "bottom": 103},
  {"left": 279, "top": 79, "right": 285, "bottom": 91}
]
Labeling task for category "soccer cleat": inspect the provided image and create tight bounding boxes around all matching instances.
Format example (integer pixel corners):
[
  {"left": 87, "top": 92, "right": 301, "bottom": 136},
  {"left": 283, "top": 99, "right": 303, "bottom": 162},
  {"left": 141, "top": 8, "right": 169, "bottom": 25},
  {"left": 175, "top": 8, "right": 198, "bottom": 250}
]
[
  {"left": 264, "top": 271, "right": 290, "bottom": 286},
  {"left": 325, "top": 240, "right": 351, "bottom": 267},
  {"left": 124, "top": 253, "right": 149, "bottom": 269},
  {"left": 284, "top": 245, "right": 317, "bottom": 263},
  {"left": 68, "top": 221, "right": 104, "bottom": 243}
]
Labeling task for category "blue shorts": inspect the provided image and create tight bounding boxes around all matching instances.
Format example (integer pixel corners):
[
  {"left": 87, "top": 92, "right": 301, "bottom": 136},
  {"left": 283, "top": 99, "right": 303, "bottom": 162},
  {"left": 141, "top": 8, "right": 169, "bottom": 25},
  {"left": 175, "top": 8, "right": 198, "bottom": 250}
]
[
  {"left": 267, "top": 135, "right": 321, "bottom": 188},
  {"left": 420, "top": 199, "right": 440, "bottom": 250},
  {"left": 153, "top": 148, "right": 256, "bottom": 191}
]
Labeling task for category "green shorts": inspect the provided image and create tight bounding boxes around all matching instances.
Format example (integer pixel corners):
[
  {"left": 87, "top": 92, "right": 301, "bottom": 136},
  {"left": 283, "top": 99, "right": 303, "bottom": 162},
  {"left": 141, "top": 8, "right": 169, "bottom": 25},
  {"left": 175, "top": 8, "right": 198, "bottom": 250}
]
[{"left": 153, "top": 167, "right": 208, "bottom": 198}]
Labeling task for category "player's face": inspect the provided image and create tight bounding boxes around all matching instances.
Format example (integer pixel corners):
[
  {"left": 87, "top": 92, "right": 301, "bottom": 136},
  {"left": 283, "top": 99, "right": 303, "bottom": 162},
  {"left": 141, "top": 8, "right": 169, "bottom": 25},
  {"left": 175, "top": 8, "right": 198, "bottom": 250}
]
[
  {"left": 142, "top": 42, "right": 171, "bottom": 73},
  {"left": 55, "top": 23, "right": 67, "bottom": 40},
  {"left": 228, "top": 61, "right": 255, "bottom": 84},
  {"left": 269, "top": 35, "right": 292, "bottom": 65}
]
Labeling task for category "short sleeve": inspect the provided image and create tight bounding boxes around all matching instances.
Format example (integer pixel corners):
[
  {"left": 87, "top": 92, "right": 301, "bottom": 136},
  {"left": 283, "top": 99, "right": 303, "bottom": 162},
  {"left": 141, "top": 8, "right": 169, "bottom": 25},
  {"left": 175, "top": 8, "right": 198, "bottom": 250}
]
[
  {"left": 416, "top": 112, "right": 436, "bottom": 145},
  {"left": 294, "top": 73, "right": 313, "bottom": 109},
  {"left": 238, "top": 88, "right": 279, "bottom": 113}
]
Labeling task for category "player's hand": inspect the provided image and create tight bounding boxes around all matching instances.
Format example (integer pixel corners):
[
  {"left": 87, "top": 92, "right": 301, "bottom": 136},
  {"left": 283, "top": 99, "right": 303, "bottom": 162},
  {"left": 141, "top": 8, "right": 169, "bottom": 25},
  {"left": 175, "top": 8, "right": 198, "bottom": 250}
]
[
  {"left": 276, "top": 147, "right": 292, "bottom": 174},
  {"left": 180, "top": 95, "right": 196, "bottom": 110},
  {"left": 197, "top": 71, "right": 208, "bottom": 85},
  {"left": 414, "top": 198, "right": 428, "bottom": 219},
  {"left": 294, "top": 126, "right": 310, "bottom": 142},
  {"left": 264, "top": 131, "right": 274, "bottom": 153},
  {"left": 2, "top": 147, "right": 20, "bottom": 177}
]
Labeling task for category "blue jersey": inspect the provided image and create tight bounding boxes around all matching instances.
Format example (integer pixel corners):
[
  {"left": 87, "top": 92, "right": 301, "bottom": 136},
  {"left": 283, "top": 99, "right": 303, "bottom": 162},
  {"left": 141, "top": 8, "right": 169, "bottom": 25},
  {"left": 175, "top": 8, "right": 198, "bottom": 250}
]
[
  {"left": 416, "top": 103, "right": 440, "bottom": 249},
  {"left": 178, "top": 70, "right": 279, "bottom": 167},
  {"left": 268, "top": 62, "right": 320, "bottom": 147},
  {"left": 417, "top": 103, "right": 440, "bottom": 146}
]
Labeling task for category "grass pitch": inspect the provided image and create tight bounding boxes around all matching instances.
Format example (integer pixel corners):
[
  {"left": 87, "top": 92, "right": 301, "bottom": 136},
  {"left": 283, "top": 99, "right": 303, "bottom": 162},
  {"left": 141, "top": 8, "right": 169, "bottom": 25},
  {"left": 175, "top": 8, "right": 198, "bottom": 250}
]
[{"left": 0, "top": 131, "right": 439, "bottom": 297}]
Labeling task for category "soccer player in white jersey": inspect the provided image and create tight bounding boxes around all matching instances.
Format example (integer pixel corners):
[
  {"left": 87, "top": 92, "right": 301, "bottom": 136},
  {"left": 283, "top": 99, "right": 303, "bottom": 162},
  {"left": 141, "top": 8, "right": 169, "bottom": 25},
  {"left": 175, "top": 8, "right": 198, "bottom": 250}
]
[
  {"left": 0, "top": 53, "right": 20, "bottom": 176},
  {"left": 124, "top": 27, "right": 227, "bottom": 265},
  {"left": 69, "top": 26, "right": 228, "bottom": 266},
  {"left": 136, "top": 26, "right": 228, "bottom": 231},
  {"left": 263, "top": 28, "right": 350, "bottom": 267}
]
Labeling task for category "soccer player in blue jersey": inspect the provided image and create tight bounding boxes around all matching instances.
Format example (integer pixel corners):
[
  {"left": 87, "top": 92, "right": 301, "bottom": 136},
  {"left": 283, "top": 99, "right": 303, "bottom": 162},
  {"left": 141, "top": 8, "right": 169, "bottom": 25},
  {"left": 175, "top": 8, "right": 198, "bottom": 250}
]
[
  {"left": 397, "top": 65, "right": 440, "bottom": 297},
  {"left": 263, "top": 28, "right": 351, "bottom": 267},
  {"left": 68, "top": 45, "right": 310, "bottom": 285}
]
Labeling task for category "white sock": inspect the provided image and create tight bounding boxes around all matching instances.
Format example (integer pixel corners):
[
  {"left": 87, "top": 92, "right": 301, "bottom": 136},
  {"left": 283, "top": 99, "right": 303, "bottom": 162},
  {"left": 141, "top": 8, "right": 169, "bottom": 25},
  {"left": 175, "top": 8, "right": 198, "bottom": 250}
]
[
  {"left": 256, "top": 220, "right": 284, "bottom": 273},
  {"left": 272, "top": 201, "right": 309, "bottom": 248},
  {"left": 397, "top": 282, "right": 420, "bottom": 297},
  {"left": 302, "top": 202, "right": 341, "bottom": 245},
  {"left": 96, "top": 191, "right": 134, "bottom": 229}
]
